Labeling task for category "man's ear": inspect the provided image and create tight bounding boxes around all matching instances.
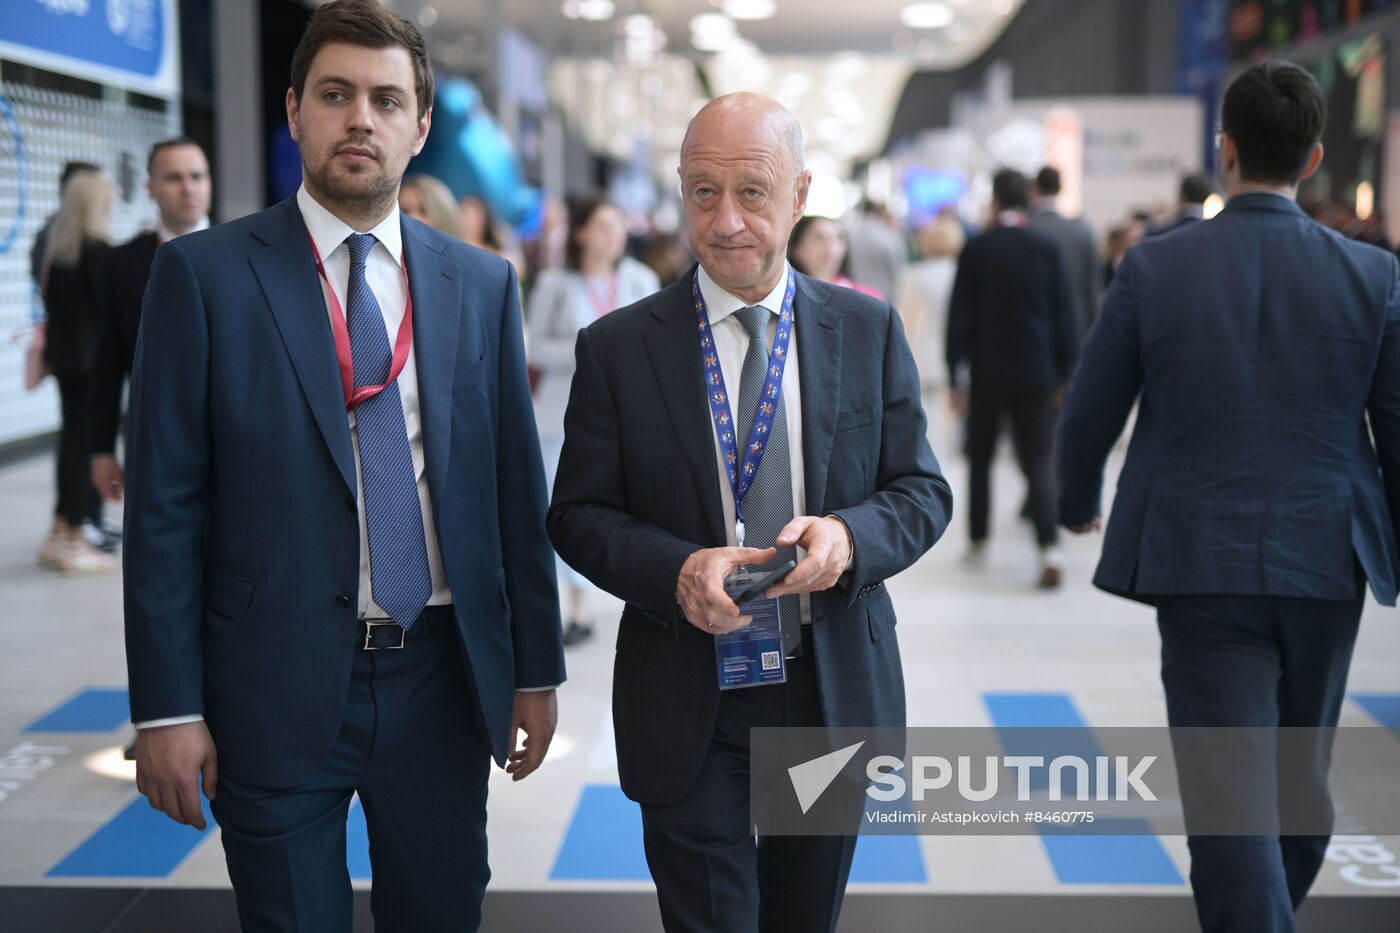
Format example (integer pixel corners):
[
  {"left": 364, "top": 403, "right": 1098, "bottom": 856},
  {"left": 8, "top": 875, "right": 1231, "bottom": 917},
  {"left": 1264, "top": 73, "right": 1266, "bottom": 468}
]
[
  {"left": 413, "top": 106, "right": 432, "bottom": 157},
  {"left": 1299, "top": 142, "right": 1324, "bottom": 182},
  {"left": 794, "top": 169, "right": 813, "bottom": 220},
  {"left": 285, "top": 87, "right": 301, "bottom": 143}
]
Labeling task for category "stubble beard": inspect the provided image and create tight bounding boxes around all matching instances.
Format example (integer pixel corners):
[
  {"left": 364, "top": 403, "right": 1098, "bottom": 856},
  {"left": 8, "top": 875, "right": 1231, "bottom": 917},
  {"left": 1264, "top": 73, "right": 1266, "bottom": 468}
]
[{"left": 300, "top": 126, "right": 409, "bottom": 228}]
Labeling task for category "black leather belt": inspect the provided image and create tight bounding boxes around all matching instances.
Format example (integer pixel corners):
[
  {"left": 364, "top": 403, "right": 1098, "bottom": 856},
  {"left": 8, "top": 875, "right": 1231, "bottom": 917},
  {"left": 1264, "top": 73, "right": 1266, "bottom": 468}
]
[{"left": 359, "top": 604, "right": 454, "bottom": 650}]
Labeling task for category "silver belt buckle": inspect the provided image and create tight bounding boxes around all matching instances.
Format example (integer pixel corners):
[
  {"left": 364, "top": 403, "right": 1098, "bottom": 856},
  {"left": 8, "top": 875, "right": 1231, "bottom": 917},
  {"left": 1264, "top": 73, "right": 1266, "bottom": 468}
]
[{"left": 362, "top": 619, "right": 405, "bottom": 650}]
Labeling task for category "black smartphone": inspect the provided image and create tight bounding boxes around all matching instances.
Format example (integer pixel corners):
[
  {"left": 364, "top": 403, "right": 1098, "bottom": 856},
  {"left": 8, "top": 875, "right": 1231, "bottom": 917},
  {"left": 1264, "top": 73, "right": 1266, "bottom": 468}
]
[{"left": 733, "top": 559, "right": 798, "bottom": 605}]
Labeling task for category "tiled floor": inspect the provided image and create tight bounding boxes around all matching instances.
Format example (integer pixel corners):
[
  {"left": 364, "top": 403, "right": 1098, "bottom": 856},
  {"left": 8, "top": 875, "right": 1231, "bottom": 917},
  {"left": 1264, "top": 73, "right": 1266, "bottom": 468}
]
[{"left": 2, "top": 422, "right": 1399, "bottom": 931}]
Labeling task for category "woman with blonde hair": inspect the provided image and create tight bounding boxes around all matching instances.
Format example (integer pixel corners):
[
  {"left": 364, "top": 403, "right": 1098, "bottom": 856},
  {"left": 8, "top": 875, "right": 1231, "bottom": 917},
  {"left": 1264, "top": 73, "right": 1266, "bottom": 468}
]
[
  {"left": 38, "top": 170, "right": 117, "bottom": 574},
  {"left": 399, "top": 173, "right": 462, "bottom": 238}
]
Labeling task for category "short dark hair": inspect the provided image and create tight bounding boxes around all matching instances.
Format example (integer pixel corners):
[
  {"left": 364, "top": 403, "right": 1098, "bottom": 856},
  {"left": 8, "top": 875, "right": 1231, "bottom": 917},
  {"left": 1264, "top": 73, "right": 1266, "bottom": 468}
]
[
  {"left": 1034, "top": 166, "right": 1062, "bottom": 196},
  {"left": 992, "top": 169, "right": 1030, "bottom": 211},
  {"left": 147, "top": 137, "right": 205, "bottom": 175},
  {"left": 60, "top": 161, "right": 99, "bottom": 191},
  {"left": 1178, "top": 173, "right": 1214, "bottom": 205},
  {"left": 290, "top": 0, "right": 435, "bottom": 121},
  {"left": 565, "top": 194, "right": 618, "bottom": 271},
  {"left": 1221, "top": 62, "right": 1326, "bottom": 185}
]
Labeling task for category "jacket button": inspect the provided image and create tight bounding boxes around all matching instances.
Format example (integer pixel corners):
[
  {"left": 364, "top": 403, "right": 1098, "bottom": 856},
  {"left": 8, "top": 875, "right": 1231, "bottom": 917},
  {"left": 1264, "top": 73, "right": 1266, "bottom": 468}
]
[{"left": 336, "top": 594, "right": 351, "bottom": 608}]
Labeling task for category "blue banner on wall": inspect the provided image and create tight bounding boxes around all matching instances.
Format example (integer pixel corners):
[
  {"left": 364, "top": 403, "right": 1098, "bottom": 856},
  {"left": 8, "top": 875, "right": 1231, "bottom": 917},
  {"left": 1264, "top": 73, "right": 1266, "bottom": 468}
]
[{"left": 0, "top": 0, "right": 177, "bottom": 97}]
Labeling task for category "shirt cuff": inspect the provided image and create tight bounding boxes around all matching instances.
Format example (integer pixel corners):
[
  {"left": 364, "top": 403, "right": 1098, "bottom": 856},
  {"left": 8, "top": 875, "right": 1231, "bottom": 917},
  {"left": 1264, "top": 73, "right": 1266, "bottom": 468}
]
[
  {"left": 516, "top": 685, "right": 559, "bottom": 692},
  {"left": 134, "top": 715, "right": 204, "bottom": 730}
]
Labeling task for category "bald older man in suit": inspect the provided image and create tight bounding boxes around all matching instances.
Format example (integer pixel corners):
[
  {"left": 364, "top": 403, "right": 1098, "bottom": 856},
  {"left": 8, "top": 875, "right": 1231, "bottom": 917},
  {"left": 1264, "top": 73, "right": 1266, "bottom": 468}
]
[{"left": 548, "top": 93, "right": 952, "bottom": 933}]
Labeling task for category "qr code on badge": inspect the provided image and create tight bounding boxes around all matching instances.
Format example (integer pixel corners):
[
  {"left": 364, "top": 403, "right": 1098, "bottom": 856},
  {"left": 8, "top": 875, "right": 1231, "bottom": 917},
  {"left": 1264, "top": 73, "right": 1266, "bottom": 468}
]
[{"left": 761, "top": 651, "right": 780, "bottom": 671}]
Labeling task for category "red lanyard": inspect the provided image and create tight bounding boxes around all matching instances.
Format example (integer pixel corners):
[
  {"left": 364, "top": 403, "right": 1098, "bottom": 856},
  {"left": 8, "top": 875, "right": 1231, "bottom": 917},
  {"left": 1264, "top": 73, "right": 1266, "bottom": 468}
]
[
  {"left": 584, "top": 273, "right": 619, "bottom": 320},
  {"left": 307, "top": 231, "right": 414, "bottom": 411}
]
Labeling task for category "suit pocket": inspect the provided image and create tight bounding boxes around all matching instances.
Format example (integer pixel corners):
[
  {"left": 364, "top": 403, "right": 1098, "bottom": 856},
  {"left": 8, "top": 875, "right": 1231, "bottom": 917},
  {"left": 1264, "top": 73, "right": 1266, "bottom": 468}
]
[
  {"left": 205, "top": 567, "right": 255, "bottom": 623},
  {"left": 836, "top": 401, "right": 882, "bottom": 433},
  {"left": 867, "top": 592, "right": 896, "bottom": 643}
]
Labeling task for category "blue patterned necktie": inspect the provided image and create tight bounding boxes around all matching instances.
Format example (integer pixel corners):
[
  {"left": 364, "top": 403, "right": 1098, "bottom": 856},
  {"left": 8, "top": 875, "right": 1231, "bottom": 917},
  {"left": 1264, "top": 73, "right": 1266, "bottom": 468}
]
[
  {"left": 734, "top": 305, "right": 803, "bottom": 657},
  {"left": 344, "top": 233, "right": 432, "bottom": 629}
]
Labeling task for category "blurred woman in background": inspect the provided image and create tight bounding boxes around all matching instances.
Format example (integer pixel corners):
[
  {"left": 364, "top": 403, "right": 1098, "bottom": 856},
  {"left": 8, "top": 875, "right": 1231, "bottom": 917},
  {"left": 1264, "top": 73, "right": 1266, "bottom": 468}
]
[
  {"left": 399, "top": 174, "right": 462, "bottom": 238},
  {"left": 787, "top": 214, "right": 883, "bottom": 299},
  {"left": 38, "top": 171, "right": 116, "bottom": 574},
  {"left": 528, "top": 195, "right": 660, "bottom": 646},
  {"left": 896, "top": 214, "right": 965, "bottom": 403},
  {"left": 459, "top": 193, "right": 524, "bottom": 275}
]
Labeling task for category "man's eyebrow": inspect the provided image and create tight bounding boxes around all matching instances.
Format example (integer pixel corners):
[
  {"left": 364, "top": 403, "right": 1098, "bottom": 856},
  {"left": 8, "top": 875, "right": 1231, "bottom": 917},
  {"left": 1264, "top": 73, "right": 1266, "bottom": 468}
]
[{"left": 312, "top": 76, "right": 410, "bottom": 97}]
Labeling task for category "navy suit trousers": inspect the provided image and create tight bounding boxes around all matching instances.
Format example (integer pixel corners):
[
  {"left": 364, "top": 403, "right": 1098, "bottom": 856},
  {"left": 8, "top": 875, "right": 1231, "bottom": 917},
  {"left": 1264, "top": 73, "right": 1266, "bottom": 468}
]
[
  {"left": 1156, "top": 590, "right": 1364, "bottom": 933},
  {"left": 211, "top": 607, "right": 492, "bottom": 932},
  {"left": 639, "top": 657, "right": 862, "bottom": 933}
]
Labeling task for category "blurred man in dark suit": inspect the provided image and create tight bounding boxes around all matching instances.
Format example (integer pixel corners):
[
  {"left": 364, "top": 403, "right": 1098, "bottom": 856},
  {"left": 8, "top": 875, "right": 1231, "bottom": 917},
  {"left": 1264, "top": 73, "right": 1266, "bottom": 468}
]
[
  {"left": 1057, "top": 62, "right": 1400, "bottom": 932},
  {"left": 89, "top": 138, "right": 211, "bottom": 502},
  {"left": 1030, "top": 166, "right": 1102, "bottom": 335},
  {"left": 1149, "top": 172, "right": 1215, "bottom": 238},
  {"left": 948, "top": 168, "right": 1079, "bottom": 588}
]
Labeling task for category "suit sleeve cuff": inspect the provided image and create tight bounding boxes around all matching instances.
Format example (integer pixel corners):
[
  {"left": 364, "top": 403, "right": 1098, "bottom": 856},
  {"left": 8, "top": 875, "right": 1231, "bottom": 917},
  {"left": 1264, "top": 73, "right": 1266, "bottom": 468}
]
[
  {"left": 515, "top": 684, "right": 560, "bottom": 692},
  {"left": 134, "top": 715, "right": 205, "bottom": 730}
]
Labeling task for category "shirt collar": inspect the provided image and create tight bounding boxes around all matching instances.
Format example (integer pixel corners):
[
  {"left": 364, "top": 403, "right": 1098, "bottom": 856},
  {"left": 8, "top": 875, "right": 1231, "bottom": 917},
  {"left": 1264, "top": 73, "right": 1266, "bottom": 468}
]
[
  {"left": 696, "top": 260, "right": 791, "bottom": 326},
  {"left": 1231, "top": 188, "right": 1294, "bottom": 204},
  {"left": 155, "top": 215, "right": 209, "bottom": 244},
  {"left": 296, "top": 183, "right": 403, "bottom": 265}
]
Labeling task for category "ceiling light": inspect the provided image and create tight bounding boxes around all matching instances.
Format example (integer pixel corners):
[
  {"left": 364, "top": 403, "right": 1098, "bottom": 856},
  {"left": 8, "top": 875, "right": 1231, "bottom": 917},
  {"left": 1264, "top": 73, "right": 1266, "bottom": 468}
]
[
  {"left": 900, "top": 3, "right": 955, "bottom": 29},
  {"left": 691, "top": 12, "right": 737, "bottom": 38},
  {"left": 562, "top": 0, "right": 615, "bottom": 21},
  {"left": 722, "top": 0, "right": 777, "bottom": 20}
]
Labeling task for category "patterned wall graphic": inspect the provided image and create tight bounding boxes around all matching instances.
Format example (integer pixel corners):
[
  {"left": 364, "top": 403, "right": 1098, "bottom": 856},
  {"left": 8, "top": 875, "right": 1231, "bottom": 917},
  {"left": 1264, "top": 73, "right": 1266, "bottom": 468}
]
[{"left": 0, "top": 80, "right": 179, "bottom": 446}]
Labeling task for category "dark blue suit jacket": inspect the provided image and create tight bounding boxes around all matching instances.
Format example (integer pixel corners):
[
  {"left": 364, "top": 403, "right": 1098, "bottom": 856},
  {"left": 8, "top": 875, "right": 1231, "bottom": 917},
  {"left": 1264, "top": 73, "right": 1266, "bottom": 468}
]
[
  {"left": 123, "top": 196, "right": 565, "bottom": 788},
  {"left": 547, "top": 270, "right": 952, "bottom": 806},
  {"left": 1057, "top": 193, "right": 1400, "bottom": 605}
]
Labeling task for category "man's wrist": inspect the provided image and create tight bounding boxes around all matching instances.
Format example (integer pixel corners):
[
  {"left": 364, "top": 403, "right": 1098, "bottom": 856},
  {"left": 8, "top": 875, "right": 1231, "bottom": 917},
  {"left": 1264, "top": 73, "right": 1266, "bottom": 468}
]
[{"left": 825, "top": 514, "right": 855, "bottom": 571}]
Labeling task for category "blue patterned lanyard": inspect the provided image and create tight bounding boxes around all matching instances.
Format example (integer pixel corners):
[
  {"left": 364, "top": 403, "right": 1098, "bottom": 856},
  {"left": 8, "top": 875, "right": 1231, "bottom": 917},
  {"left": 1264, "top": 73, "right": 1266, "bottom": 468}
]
[{"left": 692, "top": 268, "right": 796, "bottom": 548}]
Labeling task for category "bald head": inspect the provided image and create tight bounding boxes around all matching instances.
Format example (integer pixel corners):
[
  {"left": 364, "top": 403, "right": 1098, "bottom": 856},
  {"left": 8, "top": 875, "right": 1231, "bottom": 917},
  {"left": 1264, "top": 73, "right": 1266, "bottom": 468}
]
[
  {"left": 682, "top": 92, "right": 805, "bottom": 182},
  {"left": 678, "top": 92, "right": 813, "bottom": 304}
]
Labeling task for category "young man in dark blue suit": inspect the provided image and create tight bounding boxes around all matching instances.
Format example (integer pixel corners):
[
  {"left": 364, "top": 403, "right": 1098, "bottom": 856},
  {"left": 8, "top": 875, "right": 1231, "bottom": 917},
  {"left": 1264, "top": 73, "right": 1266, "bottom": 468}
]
[
  {"left": 1057, "top": 62, "right": 1400, "bottom": 933},
  {"left": 548, "top": 94, "right": 951, "bottom": 933},
  {"left": 122, "top": 2, "right": 564, "bottom": 929}
]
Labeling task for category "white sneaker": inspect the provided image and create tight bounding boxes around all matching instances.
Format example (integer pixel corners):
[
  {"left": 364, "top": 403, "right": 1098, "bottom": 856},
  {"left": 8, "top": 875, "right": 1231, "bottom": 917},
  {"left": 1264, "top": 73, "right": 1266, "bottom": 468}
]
[
  {"left": 58, "top": 539, "right": 117, "bottom": 575},
  {"left": 963, "top": 542, "right": 988, "bottom": 569}
]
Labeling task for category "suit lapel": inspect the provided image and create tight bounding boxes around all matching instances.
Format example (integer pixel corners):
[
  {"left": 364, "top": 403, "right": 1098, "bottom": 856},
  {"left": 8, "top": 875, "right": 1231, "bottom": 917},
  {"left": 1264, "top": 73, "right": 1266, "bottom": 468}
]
[
  {"left": 403, "top": 221, "right": 462, "bottom": 514},
  {"left": 644, "top": 274, "right": 727, "bottom": 546},
  {"left": 795, "top": 274, "right": 841, "bottom": 518},
  {"left": 249, "top": 198, "right": 357, "bottom": 494}
]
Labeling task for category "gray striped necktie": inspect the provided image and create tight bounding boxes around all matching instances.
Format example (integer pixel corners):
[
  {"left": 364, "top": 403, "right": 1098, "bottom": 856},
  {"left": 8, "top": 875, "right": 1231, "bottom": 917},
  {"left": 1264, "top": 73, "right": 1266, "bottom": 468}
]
[{"left": 733, "top": 305, "right": 803, "bottom": 658}]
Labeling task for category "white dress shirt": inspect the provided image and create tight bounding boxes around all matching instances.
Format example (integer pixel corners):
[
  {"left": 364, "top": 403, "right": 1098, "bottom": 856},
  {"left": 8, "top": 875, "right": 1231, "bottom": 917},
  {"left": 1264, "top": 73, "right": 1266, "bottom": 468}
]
[
  {"left": 136, "top": 189, "right": 459, "bottom": 731},
  {"left": 696, "top": 262, "right": 816, "bottom": 625},
  {"left": 155, "top": 215, "right": 210, "bottom": 244},
  {"left": 297, "top": 185, "right": 453, "bottom": 618}
]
